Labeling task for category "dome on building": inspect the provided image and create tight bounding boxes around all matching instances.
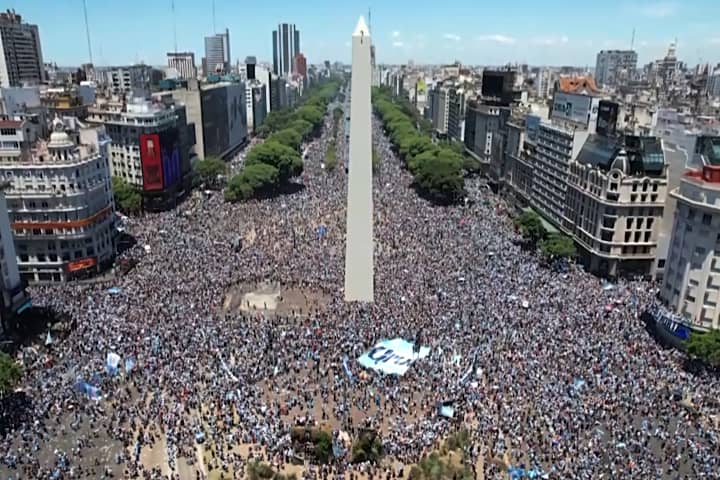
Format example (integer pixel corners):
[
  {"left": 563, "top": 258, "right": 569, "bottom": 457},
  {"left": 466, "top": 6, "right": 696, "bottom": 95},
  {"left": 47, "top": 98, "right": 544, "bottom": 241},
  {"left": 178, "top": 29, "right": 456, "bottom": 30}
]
[{"left": 48, "top": 117, "right": 73, "bottom": 147}]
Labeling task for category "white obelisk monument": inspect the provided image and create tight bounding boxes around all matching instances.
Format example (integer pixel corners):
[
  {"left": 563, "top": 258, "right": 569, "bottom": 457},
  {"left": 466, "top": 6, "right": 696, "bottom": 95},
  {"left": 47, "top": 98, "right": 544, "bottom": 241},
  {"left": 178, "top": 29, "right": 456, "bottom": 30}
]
[{"left": 344, "top": 16, "right": 374, "bottom": 302}]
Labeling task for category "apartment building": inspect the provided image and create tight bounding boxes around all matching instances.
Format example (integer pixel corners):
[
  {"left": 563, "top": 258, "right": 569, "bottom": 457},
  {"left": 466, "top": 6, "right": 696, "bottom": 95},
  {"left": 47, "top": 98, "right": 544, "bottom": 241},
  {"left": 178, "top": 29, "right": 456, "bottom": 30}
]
[
  {"left": 660, "top": 137, "right": 720, "bottom": 330},
  {"left": 0, "top": 10, "right": 45, "bottom": 87},
  {"left": 0, "top": 117, "right": 116, "bottom": 282}
]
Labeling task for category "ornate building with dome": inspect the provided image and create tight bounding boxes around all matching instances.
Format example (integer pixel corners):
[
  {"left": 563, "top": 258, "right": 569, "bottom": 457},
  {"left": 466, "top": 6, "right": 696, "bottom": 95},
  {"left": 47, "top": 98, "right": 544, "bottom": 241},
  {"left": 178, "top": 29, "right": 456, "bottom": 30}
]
[{"left": 0, "top": 115, "right": 116, "bottom": 282}]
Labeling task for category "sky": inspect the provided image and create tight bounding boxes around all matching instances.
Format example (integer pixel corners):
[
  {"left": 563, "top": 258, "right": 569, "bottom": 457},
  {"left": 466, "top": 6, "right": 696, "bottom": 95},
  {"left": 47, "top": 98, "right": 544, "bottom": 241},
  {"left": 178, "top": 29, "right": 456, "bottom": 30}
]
[{"left": 14, "top": 0, "right": 720, "bottom": 68}]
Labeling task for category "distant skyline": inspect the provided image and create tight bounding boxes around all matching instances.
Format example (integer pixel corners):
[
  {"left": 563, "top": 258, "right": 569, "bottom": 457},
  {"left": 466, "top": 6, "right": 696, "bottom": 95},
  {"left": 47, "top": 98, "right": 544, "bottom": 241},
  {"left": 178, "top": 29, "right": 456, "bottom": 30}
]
[{"left": 13, "top": 0, "right": 720, "bottom": 68}]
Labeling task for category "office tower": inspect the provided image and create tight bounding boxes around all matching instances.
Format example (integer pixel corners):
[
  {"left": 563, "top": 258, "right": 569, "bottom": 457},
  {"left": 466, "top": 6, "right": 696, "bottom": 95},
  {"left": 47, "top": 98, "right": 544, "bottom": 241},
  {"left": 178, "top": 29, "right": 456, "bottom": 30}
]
[
  {"left": 245, "top": 56, "right": 257, "bottom": 81},
  {"left": 167, "top": 52, "right": 197, "bottom": 79},
  {"left": 204, "top": 28, "right": 231, "bottom": 75},
  {"left": 272, "top": 23, "right": 300, "bottom": 76},
  {"left": 294, "top": 53, "right": 307, "bottom": 78},
  {"left": 595, "top": 50, "right": 638, "bottom": 87},
  {"left": 344, "top": 16, "right": 374, "bottom": 303},
  {"left": 0, "top": 10, "right": 45, "bottom": 87}
]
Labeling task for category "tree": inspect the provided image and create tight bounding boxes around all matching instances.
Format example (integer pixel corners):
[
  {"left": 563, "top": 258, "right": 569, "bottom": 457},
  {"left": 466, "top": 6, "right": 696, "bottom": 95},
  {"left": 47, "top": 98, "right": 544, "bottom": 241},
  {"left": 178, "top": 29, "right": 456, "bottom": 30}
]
[
  {"left": 515, "top": 210, "right": 547, "bottom": 245},
  {"left": 295, "top": 105, "right": 324, "bottom": 131},
  {"left": 333, "top": 106, "right": 344, "bottom": 122},
  {"left": 686, "top": 330, "right": 720, "bottom": 367},
  {"left": 269, "top": 128, "right": 302, "bottom": 151},
  {"left": 0, "top": 352, "right": 21, "bottom": 397},
  {"left": 111, "top": 176, "right": 142, "bottom": 214},
  {"left": 290, "top": 119, "right": 314, "bottom": 140},
  {"left": 540, "top": 234, "right": 577, "bottom": 259},
  {"left": 194, "top": 156, "right": 226, "bottom": 188},
  {"left": 413, "top": 154, "right": 465, "bottom": 204},
  {"left": 245, "top": 140, "right": 303, "bottom": 182},
  {"left": 311, "top": 429, "right": 333, "bottom": 464},
  {"left": 225, "top": 163, "right": 279, "bottom": 202},
  {"left": 325, "top": 140, "right": 338, "bottom": 171},
  {"left": 351, "top": 430, "right": 383, "bottom": 464}
]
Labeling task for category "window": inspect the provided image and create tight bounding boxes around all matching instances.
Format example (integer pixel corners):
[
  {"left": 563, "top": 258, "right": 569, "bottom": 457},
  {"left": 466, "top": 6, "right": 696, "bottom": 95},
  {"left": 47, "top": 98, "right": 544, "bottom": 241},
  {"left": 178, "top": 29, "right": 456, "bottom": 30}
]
[
  {"left": 703, "top": 213, "right": 712, "bottom": 226},
  {"left": 658, "top": 259, "right": 666, "bottom": 269},
  {"left": 644, "top": 231, "right": 651, "bottom": 242},
  {"left": 688, "top": 208, "right": 696, "bottom": 220},
  {"left": 37, "top": 254, "right": 46, "bottom": 262}
]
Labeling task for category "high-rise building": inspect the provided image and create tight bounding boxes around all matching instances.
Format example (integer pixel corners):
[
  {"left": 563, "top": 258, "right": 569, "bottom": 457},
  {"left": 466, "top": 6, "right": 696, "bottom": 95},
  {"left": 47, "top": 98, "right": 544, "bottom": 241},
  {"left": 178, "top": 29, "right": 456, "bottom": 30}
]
[
  {"left": 167, "top": 52, "right": 197, "bottom": 80},
  {"left": 447, "top": 86, "right": 466, "bottom": 142},
  {"left": 0, "top": 116, "right": 116, "bottom": 282},
  {"left": 204, "top": 29, "right": 231, "bottom": 75},
  {"left": 245, "top": 56, "right": 257, "bottom": 81},
  {"left": 294, "top": 53, "right": 307, "bottom": 79},
  {"left": 87, "top": 96, "right": 194, "bottom": 211},
  {"left": 0, "top": 10, "right": 45, "bottom": 87},
  {"left": 272, "top": 23, "right": 300, "bottom": 76},
  {"left": 595, "top": 50, "right": 638, "bottom": 87},
  {"left": 156, "top": 80, "right": 247, "bottom": 160},
  {"left": 94, "top": 65, "right": 162, "bottom": 94},
  {"left": 660, "top": 137, "right": 720, "bottom": 330}
]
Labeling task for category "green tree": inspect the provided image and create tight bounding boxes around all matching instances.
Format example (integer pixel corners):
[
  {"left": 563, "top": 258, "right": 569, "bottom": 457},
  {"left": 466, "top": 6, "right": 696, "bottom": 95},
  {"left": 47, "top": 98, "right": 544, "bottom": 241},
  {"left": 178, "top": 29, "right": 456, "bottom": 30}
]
[
  {"left": 245, "top": 141, "right": 303, "bottom": 182},
  {"left": 413, "top": 154, "right": 465, "bottom": 203},
  {"left": 295, "top": 105, "right": 324, "bottom": 131},
  {"left": 0, "top": 352, "right": 21, "bottom": 397},
  {"left": 111, "top": 176, "right": 142, "bottom": 214},
  {"left": 311, "top": 429, "right": 333, "bottom": 464},
  {"left": 325, "top": 140, "right": 337, "bottom": 171},
  {"left": 290, "top": 119, "right": 314, "bottom": 140},
  {"left": 225, "top": 163, "right": 279, "bottom": 202},
  {"left": 194, "top": 156, "right": 226, "bottom": 188},
  {"left": 686, "top": 330, "right": 720, "bottom": 367},
  {"left": 540, "top": 234, "right": 577, "bottom": 259},
  {"left": 514, "top": 211, "right": 547, "bottom": 245},
  {"left": 269, "top": 128, "right": 303, "bottom": 151},
  {"left": 333, "top": 106, "right": 344, "bottom": 122},
  {"left": 351, "top": 430, "right": 383, "bottom": 464}
]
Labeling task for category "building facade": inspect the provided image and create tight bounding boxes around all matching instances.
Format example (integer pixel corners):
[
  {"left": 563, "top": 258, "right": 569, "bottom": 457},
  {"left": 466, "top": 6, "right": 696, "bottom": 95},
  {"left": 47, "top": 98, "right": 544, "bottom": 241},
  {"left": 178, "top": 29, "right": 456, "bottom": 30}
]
[
  {"left": 167, "top": 52, "right": 197, "bottom": 80},
  {"left": 94, "top": 65, "right": 161, "bottom": 94},
  {"left": 595, "top": 50, "right": 638, "bottom": 87},
  {"left": 0, "top": 181, "right": 29, "bottom": 330},
  {"left": 0, "top": 10, "right": 45, "bottom": 87},
  {"left": 204, "top": 30, "right": 231, "bottom": 75},
  {"left": 87, "top": 97, "right": 194, "bottom": 210},
  {"left": 272, "top": 23, "right": 300, "bottom": 76},
  {"left": 0, "top": 117, "right": 116, "bottom": 282},
  {"left": 447, "top": 86, "right": 465, "bottom": 142},
  {"left": 660, "top": 138, "right": 720, "bottom": 330}
]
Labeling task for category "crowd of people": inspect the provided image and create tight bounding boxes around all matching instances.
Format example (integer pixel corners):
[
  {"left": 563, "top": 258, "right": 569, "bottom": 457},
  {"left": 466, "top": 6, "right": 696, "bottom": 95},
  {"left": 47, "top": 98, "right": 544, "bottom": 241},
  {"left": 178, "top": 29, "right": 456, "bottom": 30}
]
[{"left": 0, "top": 92, "right": 719, "bottom": 480}]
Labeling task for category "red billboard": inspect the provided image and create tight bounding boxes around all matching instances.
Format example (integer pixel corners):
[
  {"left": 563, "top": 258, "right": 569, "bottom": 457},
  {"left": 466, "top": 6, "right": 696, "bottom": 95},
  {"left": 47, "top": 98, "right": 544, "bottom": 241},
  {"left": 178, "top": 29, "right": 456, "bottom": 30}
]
[{"left": 140, "top": 133, "right": 164, "bottom": 191}]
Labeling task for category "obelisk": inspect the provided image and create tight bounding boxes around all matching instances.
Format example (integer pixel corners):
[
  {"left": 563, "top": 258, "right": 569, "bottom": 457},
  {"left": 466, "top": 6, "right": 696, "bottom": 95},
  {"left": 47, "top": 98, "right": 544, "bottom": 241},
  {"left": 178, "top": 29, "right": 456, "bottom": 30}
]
[{"left": 344, "top": 16, "right": 374, "bottom": 302}]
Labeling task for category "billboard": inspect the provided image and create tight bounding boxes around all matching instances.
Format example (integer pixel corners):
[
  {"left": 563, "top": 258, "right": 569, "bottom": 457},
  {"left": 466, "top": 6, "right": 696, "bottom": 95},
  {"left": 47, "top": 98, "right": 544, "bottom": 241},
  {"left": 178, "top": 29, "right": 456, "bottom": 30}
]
[
  {"left": 140, "top": 133, "right": 163, "bottom": 191},
  {"left": 159, "top": 128, "right": 181, "bottom": 189},
  {"left": 66, "top": 257, "right": 97, "bottom": 272},
  {"left": 482, "top": 70, "right": 515, "bottom": 99},
  {"left": 551, "top": 92, "right": 593, "bottom": 127},
  {"left": 596, "top": 100, "right": 619, "bottom": 136}
]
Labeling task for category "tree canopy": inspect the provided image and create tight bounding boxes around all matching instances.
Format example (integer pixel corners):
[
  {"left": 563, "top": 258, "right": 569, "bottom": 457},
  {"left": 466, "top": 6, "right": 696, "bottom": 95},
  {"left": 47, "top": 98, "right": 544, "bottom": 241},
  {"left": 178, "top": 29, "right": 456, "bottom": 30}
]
[
  {"left": 372, "top": 87, "right": 465, "bottom": 204},
  {"left": 194, "top": 156, "right": 226, "bottom": 189},
  {"left": 540, "top": 234, "right": 577, "bottom": 259},
  {"left": 269, "top": 128, "right": 303, "bottom": 151},
  {"left": 686, "top": 330, "right": 720, "bottom": 368},
  {"left": 245, "top": 141, "right": 303, "bottom": 182},
  {"left": 112, "top": 176, "right": 142, "bottom": 214},
  {"left": 225, "top": 163, "right": 279, "bottom": 202},
  {"left": 0, "top": 352, "right": 21, "bottom": 397},
  {"left": 515, "top": 210, "right": 547, "bottom": 245}
]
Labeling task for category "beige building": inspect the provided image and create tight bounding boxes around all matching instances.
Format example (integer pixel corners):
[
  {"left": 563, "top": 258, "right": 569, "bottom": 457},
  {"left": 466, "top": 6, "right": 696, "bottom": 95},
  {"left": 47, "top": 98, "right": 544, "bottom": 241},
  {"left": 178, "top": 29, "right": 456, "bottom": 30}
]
[
  {"left": 661, "top": 137, "right": 720, "bottom": 330},
  {"left": 565, "top": 135, "right": 667, "bottom": 276}
]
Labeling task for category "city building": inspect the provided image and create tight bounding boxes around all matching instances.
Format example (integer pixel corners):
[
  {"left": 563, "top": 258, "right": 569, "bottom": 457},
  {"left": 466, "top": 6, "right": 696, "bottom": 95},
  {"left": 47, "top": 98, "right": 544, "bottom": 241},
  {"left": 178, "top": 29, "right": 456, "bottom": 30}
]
[
  {"left": 0, "top": 85, "right": 41, "bottom": 115},
  {"left": 156, "top": 80, "right": 247, "bottom": 160},
  {"left": 86, "top": 96, "right": 194, "bottom": 210},
  {"left": 0, "top": 116, "right": 116, "bottom": 282},
  {"left": 447, "top": 86, "right": 466, "bottom": 142},
  {"left": 41, "top": 85, "right": 96, "bottom": 120},
  {"left": 204, "top": 29, "right": 231, "bottom": 75},
  {"left": 245, "top": 82, "right": 267, "bottom": 133},
  {"left": 427, "top": 83, "right": 449, "bottom": 136},
  {"left": 565, "top": 134, "right": 667, "bottom": 276},
  {"left": 167, "top": 52, "right": 197, "bottom": 80},
  {"left": 0, "top": 10, "right": 45, "bottom": 87},
  {"left": 652, "top": 43, "right": 679, "bottom": 89},
  {"left": 595, "top": 50, "right": 638, "bottom": 87},
  {"left": 94, "top": 65, "right": 163, "bottom": 94},
  {"left": 463, "top": 99, "right": 511, "bottom": 173},
  {"left": 660, "top": 136, "right": 720, "bottom": 330},
  {"left": 294, "top": 53, "right": 307, "bottom": 79},
  {"left": 0, "top": 180, "right": 30, "bottom": 333},
  {"left": 535, "top": 69, "right": 554, "bottom": 99},
  {"left": 272, "top": 23, "right": 300, "bottom": 76}
]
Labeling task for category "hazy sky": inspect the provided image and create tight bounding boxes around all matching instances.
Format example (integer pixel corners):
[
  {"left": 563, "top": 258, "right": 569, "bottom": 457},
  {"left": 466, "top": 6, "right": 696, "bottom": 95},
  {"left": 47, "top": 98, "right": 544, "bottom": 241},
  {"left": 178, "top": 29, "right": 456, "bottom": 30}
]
[{"left": 15, "top": 0, "right": 720, "bottom": 68}]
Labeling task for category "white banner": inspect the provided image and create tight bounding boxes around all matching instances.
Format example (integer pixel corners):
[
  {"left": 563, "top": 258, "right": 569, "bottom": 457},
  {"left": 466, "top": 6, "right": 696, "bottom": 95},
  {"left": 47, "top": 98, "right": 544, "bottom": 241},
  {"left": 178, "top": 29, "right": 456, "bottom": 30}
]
[{"left": 358, "top": 338, "right": 430, "bottom": 376}]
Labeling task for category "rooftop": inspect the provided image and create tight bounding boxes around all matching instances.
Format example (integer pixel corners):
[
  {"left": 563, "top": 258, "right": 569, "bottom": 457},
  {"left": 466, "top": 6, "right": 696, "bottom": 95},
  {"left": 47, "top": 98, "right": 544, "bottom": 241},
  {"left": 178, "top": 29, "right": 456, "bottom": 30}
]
[
  {"left": 575, "top": 134, "right": 665, "bottom": 176},
  {"left": 558, "top": 75, "right": 599, "bottom": 95}
]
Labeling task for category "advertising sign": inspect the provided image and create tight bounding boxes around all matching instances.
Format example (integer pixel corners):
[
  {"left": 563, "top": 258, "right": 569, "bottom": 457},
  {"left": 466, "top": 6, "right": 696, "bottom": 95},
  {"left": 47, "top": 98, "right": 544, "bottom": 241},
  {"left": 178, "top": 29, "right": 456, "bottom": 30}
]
[
  {"left": 66, "top": 257, "right": 97, "bottom": 272},
  {"left": 159, "top": 128, "right": 181, "bottom": 189},
  {"left": 140, "top": 133, "right": 164, "bottom": 191},
  {"left": 596, "top": 100, "right": 619, "bottom": 136},
  {"left": 357, "top": 338, "right": 430, "bottom": 376},
  {"left": 551, "top": 92, "right": 592, "bottom": 127}
]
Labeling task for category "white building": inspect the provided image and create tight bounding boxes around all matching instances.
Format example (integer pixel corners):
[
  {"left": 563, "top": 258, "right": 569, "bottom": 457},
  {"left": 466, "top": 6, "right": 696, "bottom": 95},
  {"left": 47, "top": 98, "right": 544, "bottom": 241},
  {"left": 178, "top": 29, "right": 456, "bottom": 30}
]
[
  {"left": 595, "top": 50, "right": 638, "bottom": 88},
  {"left": 660, "top": 137, "right": 720, "bottom": 330},
  {"left": 0, "top": 180, "right": 29, "bottom": 329},
  {"left": 0, "top": 10, "right": 45, "bottom": 87},
  {"left": 94, "top": 65, "right": 156, "bottom": 94},
  {"left": 167, "top": 52, "right": 197, "bottom": 80},
  {"left": 0, "top": 117, "right": 116, "bottom": 282},
  {"left": 204, "top": 30, "right": 231, "bottom": 75}
]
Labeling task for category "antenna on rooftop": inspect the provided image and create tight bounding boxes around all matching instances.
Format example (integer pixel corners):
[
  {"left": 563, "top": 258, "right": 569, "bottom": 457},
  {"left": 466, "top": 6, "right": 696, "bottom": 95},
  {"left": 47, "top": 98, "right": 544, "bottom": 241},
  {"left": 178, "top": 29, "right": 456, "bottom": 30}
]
[
  {"left": 82, "top": 0, "right": 93, "bottom": 64},
  {"left": 630, "top": 27, "right": 635, "bottom": 50},
  {"left": 212, "top": 0, "right": 217, "bottom": 33},
  {"left": 368, "top": 7, "right": 371, "bottom": 34},
  {"left": 171, "top": 0, "right": 178, "bottom": 54}
]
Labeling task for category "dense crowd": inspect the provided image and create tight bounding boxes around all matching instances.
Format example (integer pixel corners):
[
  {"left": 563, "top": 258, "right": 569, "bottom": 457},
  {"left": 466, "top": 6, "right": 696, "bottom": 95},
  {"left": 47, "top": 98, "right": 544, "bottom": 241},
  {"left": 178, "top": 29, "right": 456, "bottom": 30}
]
[{"left": 0, "top": 94, "right": 719, "bottom": 480}]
